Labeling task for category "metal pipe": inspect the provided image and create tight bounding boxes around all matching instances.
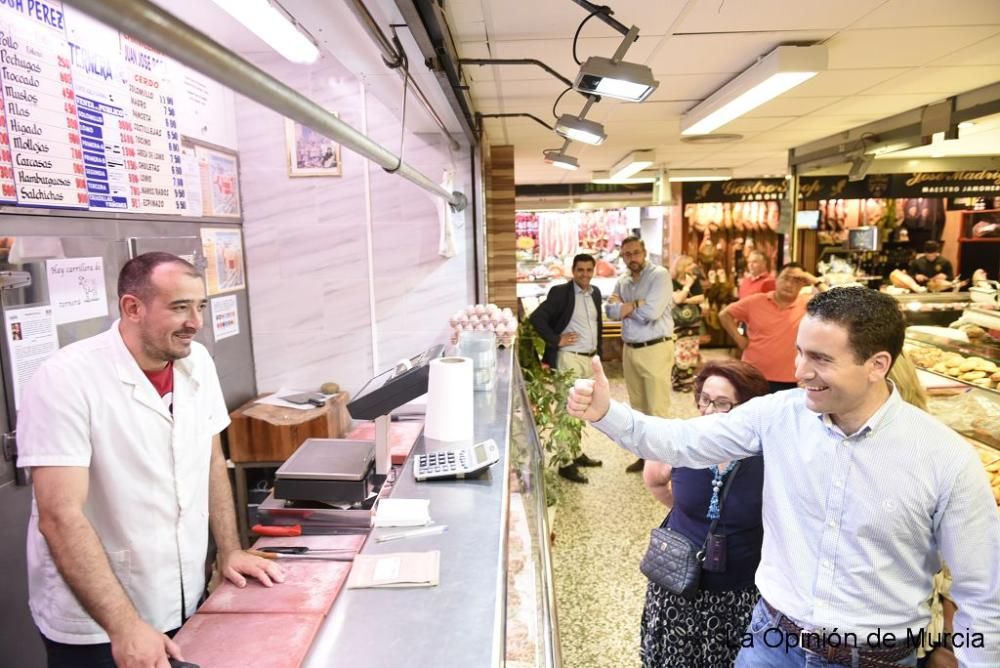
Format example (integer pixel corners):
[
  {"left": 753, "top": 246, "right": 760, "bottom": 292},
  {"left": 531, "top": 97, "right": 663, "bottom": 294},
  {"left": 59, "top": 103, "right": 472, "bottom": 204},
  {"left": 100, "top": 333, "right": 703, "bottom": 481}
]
[
  {"left": 477, "top": 113, "right": 554, "bottom": 132},
  {"left": 568, "top": 0, "right": 631, "bottom": 37},
  {"left": 459, "top": 58, "right": 592, "bottom": 99},
  {"left": 62, "top": 0, "right": 467, "bottom": 211},
  {"left": 345, "top": 0, "right": 461, "bottom": 151}
]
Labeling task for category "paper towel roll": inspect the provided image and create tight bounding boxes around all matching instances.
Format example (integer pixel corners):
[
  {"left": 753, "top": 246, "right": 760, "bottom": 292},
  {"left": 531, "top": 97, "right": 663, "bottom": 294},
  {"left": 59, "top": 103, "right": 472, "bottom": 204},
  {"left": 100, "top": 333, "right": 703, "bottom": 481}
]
[{"left": 423, "top": 356, "right": 474, "bottom": 444}]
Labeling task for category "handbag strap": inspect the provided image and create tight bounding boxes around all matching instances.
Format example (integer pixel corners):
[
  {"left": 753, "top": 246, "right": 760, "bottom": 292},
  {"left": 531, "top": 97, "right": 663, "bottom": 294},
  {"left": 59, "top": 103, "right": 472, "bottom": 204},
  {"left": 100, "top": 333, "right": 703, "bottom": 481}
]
[{"left": 698, "top": 461, "right": 741, "bottom": 556}]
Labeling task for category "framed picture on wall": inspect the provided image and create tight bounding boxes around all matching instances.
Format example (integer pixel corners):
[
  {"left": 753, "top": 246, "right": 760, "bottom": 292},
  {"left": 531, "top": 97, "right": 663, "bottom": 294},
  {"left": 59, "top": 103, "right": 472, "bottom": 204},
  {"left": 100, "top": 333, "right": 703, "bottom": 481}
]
[{"left": 285, "top": 116, "right": 342, "bottom": 177}]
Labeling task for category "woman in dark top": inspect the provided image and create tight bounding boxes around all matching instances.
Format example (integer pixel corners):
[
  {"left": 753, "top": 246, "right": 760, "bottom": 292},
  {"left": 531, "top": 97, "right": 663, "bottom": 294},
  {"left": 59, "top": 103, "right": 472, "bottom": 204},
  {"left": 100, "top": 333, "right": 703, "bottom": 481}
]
[
  {"left": 640, "top": 360, "right": 769, "bottom": 667},
  {"left": 671, "top": 255, "right": 704, "bottom": 392}
]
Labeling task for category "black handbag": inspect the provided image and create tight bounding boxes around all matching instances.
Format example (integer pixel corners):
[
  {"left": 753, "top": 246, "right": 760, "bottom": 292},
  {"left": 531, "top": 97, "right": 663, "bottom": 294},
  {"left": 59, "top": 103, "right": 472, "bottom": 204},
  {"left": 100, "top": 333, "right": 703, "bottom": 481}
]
[{"left": 639, "top": 462, "right": 741, "bottom": 600}]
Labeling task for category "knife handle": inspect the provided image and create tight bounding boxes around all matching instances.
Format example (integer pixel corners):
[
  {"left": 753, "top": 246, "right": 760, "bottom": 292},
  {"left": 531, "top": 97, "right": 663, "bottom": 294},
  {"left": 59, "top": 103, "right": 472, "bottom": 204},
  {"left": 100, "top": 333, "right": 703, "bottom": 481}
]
[{"left": 252, "top": 524, "right": 301, "bottom": 537}]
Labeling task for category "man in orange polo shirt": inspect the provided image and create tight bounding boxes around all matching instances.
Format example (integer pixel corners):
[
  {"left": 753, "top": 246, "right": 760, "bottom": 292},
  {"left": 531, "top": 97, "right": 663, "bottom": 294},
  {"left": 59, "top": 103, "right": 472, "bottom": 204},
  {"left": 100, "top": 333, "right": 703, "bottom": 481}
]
[{"left": 719, "top": 264, "right": 814, "bottom": 393}]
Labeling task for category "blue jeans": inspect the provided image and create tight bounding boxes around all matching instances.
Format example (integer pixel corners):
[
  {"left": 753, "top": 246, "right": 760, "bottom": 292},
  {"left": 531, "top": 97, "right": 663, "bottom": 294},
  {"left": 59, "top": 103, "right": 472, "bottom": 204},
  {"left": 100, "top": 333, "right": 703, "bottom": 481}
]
[
  {"left": 41, "top": 628, "right": 180, "bottom": 668},
  {"left": 735, "top": 600, "right": 918, "bottom": 667}
]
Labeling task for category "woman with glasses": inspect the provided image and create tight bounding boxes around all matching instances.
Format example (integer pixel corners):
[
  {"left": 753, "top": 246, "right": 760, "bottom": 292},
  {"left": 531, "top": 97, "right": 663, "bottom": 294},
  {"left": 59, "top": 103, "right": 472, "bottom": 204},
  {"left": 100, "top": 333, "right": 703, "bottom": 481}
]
[{"left": 640, "top": 360, "right": 769, "bottom": 667}]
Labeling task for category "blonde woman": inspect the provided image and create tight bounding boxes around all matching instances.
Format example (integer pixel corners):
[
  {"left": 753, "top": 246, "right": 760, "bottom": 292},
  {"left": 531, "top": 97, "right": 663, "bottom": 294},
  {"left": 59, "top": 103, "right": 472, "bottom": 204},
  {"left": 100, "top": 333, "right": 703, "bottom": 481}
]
[{"left": 671, "top": 255, "right": 704, "bottom": 392}]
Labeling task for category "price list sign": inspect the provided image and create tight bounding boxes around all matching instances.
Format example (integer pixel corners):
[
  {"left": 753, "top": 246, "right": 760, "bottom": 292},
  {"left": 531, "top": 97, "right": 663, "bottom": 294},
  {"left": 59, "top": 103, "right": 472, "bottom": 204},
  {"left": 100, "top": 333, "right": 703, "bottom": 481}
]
[
  {"left": 0, "top": 78, "right": 15, "bottom": 203},
  {"left": 65, "top": 6, "right": 130, "bottom": 210},
  {"left": 0, "top": 0, "right": 88, "bottom": 208},
  {"left": 121, "top": 35, "right": 185, "bottom": 214}
]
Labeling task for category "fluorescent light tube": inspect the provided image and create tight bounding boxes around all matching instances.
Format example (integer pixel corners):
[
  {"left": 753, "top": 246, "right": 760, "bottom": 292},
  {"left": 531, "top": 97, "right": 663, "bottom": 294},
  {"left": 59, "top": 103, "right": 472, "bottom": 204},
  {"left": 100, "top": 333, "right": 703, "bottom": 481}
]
[
  {"left": 544, "top": 149, "right": 579, "bottom": 170},
  {"left": 555, "top": 115, "right": 607, "bottom": 145},
  {"left": 574, "top": 57, "right": 659, "bottom": 102},
  {"left": 667, "top": 169, "right": 733, "bottom": 182},
  {"left": 212, "top": 0, "right": 320, "bottom": 65},
  {"left": 609, "top": 150, "right": 654, "bottom": 180},
  {"left": 591, "top": 170, "right": 656, "bottom": 184},
  {"left": 681, "top": 45, "right": 827, "bottom": 135}
]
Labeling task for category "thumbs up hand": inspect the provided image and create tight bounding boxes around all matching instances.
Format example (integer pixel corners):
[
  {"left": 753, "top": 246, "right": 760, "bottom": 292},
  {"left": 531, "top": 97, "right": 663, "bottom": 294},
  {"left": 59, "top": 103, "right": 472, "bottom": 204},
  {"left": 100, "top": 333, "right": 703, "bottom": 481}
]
[{"left": 567, "top": 356, "right": 611, "bottom": 422}]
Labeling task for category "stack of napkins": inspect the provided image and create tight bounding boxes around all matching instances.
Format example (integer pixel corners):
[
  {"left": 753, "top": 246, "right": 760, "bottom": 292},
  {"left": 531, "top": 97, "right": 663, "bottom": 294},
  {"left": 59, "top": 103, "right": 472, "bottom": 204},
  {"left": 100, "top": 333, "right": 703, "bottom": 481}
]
[
  {"left": 373, "top": 498, "right": 431, "bottom": 527},
  {"left": 346, "top": 551, "right": 440, "bottom": 589}
]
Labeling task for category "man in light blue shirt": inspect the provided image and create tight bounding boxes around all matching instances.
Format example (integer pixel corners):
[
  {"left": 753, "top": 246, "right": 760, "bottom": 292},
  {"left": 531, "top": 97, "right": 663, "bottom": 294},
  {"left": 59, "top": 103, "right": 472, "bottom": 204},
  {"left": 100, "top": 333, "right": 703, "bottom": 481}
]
[
  {"left": 570, "top": 287, "right": 1000, "bottom": 667},
  {"left": 605, "top": 236, "right": 674, "bottom": 473}
]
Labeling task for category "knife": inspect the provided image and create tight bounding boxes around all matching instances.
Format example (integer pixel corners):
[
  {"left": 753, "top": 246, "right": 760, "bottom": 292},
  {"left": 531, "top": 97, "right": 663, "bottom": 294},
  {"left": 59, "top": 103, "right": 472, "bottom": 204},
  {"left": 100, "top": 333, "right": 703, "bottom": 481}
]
[
  {"left": 249, "top": 548, "right": 354, "bottom": 562},
  {"left": 252, "top": 524, "right": 369, "bottom": 537}
]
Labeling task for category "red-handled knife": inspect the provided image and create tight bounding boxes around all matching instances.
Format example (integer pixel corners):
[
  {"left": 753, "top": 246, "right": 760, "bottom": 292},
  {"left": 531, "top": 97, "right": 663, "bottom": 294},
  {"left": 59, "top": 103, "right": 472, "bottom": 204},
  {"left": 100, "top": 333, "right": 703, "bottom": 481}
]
[{"left": 251, "top": 524, "right": 369, "bottom": 537}]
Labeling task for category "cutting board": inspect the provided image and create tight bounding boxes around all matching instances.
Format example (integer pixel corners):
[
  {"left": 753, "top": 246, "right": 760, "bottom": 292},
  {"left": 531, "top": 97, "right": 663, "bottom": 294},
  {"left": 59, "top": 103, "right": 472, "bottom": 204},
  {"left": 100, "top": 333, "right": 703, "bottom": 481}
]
[
  {"left": 200, "top": 534, "right": 365, "bottom": 614},
  {"left": 174, "top": 612, "right": 323, "bottom": 668}
]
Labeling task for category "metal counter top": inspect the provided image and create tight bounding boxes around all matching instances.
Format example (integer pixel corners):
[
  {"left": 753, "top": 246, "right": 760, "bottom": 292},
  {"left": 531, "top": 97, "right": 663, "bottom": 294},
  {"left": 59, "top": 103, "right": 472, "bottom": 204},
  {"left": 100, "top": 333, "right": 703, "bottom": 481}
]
[{"left": 302, "top": 347, "right": 514, "bottom": 668}]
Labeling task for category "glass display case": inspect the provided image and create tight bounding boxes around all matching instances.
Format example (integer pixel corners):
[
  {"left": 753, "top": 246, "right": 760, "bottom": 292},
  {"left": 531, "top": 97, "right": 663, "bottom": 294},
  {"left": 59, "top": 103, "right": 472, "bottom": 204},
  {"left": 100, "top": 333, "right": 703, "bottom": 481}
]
[
  {"left": 903, "top": 320, "right": 1000, "bottom": 508},
  {"left": 505, "top": 365, "right": 561, "bottom": 668}
]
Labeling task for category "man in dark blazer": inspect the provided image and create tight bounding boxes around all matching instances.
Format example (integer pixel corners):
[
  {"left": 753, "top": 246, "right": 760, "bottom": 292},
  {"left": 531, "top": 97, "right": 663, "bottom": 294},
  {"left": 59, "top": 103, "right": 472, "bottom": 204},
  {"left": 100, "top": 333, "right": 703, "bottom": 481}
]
[{"left": 529, "top": 253, "right": 603, "bottom": 483}]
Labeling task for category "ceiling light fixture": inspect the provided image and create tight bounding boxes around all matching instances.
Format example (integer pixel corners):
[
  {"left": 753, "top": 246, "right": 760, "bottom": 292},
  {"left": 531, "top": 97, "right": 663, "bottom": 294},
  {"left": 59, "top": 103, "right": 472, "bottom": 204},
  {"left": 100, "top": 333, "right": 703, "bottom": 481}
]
[
  {"left": 591, "top": 170, "right": 656, "bottom": 184},
  {"left": 609, "top": 150, "right": 655, "bottom": 180},
  {"left": 554, "top": 115, "right": 607, "bottom": 145},
  {"left": 681, "top": 45, "right": 827, "bottom": 135},
  {"left": 544, "top": 149, "right": 579, "bottom": 170},
  {"left": 211, "top": 0, "right": 319, "bottom": 64},
  {"left": 667, "top": 169, "right": 733, "bottom": 182},
  {"left": 574, "top": 56, "right": 658, "bottom": 102},
  {"left": 847, "top": 154, "right": 874, "bottom": 182}
]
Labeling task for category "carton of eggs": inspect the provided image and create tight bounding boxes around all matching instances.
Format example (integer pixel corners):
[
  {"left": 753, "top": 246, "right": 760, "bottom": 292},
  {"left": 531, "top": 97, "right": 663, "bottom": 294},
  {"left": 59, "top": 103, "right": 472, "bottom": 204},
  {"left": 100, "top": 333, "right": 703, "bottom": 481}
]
[{"left": 449, "top": 303, "right": 518, "bottom": 347}]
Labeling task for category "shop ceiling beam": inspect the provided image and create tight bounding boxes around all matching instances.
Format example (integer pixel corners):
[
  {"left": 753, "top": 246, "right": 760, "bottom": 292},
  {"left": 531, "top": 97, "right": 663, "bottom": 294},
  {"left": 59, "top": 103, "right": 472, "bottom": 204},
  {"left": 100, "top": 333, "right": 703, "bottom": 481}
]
[
  {"left": 344, "top": 0, "right": 461, "bottom": 151},
  {"left": 789, "top": 82, "right": 1000, "bottom": 172},
  {"left": 459, "top": 59, "right": 593, "bottom": 100},
  {"left": 395, "top": 0, "right": 479, "bottom": 144},
  {"left": 63, "top": 0, "right": 467, "bottom": 212}
]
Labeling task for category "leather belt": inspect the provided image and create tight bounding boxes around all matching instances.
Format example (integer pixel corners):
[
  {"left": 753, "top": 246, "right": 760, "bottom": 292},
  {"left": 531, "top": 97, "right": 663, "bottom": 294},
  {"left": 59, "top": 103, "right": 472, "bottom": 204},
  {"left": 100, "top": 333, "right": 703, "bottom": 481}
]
[
  {"left": 761, "top": 600, "right": 914, "bottom": 667},
  {"left": 624, "top": 336, "right": 667, "bottom": 349},
  {"left": 563, "top": 350, "right": 597, "bottom": 357}
]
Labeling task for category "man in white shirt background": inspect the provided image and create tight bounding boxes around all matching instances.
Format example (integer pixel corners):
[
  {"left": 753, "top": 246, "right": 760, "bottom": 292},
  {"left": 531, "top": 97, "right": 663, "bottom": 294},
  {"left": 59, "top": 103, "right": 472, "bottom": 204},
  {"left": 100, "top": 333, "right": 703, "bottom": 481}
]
[
  {"left": 529, "top": 253, "right": 604, "bottom": 483},
  {"left": 18, "top": 253, "right": 284, "bottom": 668},
  {"left": 568, "top": 286, "right": 1000, "bottom": 667}
]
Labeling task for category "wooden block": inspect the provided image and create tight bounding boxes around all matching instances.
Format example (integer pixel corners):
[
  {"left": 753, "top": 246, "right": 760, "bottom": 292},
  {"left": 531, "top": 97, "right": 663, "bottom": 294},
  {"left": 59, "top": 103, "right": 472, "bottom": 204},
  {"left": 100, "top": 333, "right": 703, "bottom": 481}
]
[{"left": 226, "top": 393, "right": 351, "bottom": 463}]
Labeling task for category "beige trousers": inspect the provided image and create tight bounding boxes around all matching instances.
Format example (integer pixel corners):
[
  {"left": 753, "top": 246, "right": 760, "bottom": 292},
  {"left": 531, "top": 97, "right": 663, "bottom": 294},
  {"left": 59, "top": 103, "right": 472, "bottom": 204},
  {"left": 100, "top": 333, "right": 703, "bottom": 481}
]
[
  {"left": 623, "top": 339, "right": 674, "bottom": 417},
  {"left": 557, "top": 350, "right": 594, "bottom": 379}
]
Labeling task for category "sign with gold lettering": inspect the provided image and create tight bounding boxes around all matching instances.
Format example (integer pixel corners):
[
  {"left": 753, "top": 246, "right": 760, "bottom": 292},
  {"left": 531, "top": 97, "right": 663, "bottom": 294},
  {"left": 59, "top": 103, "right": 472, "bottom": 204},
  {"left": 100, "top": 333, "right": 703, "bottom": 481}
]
[{"left": 681, "top": 179, "right": 786, "bottom": 203}]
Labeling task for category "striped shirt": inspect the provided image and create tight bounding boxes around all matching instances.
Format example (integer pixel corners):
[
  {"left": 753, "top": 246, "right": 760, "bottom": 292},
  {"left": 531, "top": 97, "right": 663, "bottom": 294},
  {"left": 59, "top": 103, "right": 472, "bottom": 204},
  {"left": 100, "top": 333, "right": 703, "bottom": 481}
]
[
  {"left": 605, "top": 262, "right": 673, "bottom": 343},
  {"left": 594, "top": 386, "right": 1000, "bottom": 665}
]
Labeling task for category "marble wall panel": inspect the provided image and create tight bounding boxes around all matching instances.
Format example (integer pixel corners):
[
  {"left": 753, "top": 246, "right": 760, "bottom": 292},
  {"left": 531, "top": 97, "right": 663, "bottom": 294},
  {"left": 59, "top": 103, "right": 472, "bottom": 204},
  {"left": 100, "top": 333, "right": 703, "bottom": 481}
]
[{"left": 235, "top": 51, "right": 475, "bottom": 396}]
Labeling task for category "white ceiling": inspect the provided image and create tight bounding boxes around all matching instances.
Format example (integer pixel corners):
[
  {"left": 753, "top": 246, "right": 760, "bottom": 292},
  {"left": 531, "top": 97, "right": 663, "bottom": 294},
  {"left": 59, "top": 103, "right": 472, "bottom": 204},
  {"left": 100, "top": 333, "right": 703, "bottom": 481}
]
[{"left": 446, "top": 0, "right": 1000, "bottom": 183}]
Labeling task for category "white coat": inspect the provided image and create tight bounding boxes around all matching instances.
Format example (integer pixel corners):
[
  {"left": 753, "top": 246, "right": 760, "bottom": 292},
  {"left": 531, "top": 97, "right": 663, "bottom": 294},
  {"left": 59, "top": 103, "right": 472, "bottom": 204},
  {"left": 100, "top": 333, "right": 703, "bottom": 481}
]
[{"left": 18, "top": 321, "right": 230, "bottom": 643}]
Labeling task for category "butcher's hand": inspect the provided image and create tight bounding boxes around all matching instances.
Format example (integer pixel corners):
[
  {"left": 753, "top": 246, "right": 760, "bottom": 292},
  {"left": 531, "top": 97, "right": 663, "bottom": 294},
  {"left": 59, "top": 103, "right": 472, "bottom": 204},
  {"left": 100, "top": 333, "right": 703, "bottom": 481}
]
[{"left": 567, "top": 356, "right": 611, "bottom": 422}]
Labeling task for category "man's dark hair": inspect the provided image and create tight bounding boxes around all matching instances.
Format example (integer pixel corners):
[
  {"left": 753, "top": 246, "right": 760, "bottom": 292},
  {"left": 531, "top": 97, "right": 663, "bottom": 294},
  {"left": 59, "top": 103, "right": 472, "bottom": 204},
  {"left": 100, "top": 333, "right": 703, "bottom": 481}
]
[
  {"left": 924, "top": 240, "right": 941, "bottom": 253},
  {"left": 118, "top": 252, "right": 200, "bottom": 301},
  {"left": 621, "top": 236, "right": 644, "bottom": 249},
  {"left": 780, "top": 261, "right": 803, "bottom": 271},
  {"left": 572, "top": 253, "right": 596, "bottom": 269},
  {"left": 806, "top": 287, "right": 904, "bottom": 365}
]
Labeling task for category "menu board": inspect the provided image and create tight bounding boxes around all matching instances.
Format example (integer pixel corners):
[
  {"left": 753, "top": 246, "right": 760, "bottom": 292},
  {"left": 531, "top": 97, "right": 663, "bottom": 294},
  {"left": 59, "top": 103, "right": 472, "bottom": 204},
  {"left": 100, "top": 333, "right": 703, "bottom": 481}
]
[
  {"left": 121, "top": 35, "right": 186, "bottom": 214},
  {"left": 0, "top": 0, "right": 89, "bottom": 208},
  {"left": 64, "top": 5, "right": 130, "bottom": 210}
]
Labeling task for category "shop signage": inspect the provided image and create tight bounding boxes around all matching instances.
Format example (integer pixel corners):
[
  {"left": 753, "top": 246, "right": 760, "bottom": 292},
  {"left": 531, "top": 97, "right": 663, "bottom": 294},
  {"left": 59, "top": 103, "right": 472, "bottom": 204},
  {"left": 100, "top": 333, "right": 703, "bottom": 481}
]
[
  {"left": 797, "top": 172, "right": 1000, "bottom": 200},
  {"left": 0, "top": 0, "right": 90, "bottom": 208},
  {"left": 890, "top": 170, "right": 1000, "bottom": 197},
  {"left": 515, "top": 182, "right": 654, "bottom": 198},
  {"left": 681, "top": 178, "right": 786, "bottom": 202}
]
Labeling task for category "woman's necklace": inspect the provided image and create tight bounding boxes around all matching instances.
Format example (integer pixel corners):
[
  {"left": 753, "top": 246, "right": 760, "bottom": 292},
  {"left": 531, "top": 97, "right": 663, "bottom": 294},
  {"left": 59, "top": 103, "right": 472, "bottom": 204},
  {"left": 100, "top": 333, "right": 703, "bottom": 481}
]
[{"left": 706, "top": 462, "right": 738, "bottom": 520}]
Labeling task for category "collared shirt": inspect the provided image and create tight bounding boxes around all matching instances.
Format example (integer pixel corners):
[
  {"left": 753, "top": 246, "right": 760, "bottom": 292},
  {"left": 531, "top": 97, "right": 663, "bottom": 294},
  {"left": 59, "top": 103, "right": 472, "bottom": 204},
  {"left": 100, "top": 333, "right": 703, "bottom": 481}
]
[
  {"left": 723, "top": 291, "right": 809, "bottom": 382},
  {"left": 593, "top": 387, "right": 1000, "bottom": 665},
  {"left": 18, "top": 322, "right": 230, "bottom": 643},
  {"left": 739, "top": 272, "right": 776, "bottom": 299},
  {"left": 561, "top": 282, "right": 598, "bottom": 354},
  {"left": 605, "top": 262, "right": 673, "bottom": 343}
]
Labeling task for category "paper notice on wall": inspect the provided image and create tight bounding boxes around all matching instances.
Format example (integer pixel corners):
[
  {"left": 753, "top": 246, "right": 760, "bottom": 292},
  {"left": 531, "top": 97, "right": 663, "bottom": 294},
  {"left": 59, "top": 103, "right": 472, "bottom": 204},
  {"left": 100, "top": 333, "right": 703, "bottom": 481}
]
[
  {"left": 200, "top": 227, "right": 245, "bottom": 295},
  {"left": 211, "top": 294, "right": 239, "bottom": 341},
  {"left": 46, "top": 256, "right": 108, "bottom": 324},
  {"left": 4, "top": 306, "right": 59, "bottom": 410}
]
